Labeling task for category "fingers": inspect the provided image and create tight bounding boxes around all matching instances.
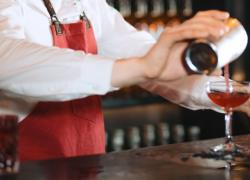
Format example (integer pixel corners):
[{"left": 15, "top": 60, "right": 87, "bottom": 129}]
[
  {"left": 195, "top": 10, "right": 229, "bottom": 20},
  {"left": 164, "top": 26, "right": 212, "bottom": 44},
  {"left": 161, "top": 10, "right": 230, "bottom": 45},
  {"left": 184, "top": 16, "right": 229, "bottom": 34},
  {"left": 147, "top": 10, "right": 231, "bottom": 81},
  {"left": 183, "top": 13, "right": 229, "bottom": 40},
  {"left": 235, "top": 103, "right": 250, "bottom": 117}
]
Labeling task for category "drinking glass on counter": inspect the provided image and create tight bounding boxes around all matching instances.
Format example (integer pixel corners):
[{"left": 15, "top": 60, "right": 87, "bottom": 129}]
[
  {"left": 206, "top": 80, "right": 250, "bottom": 157},
  {"left": 0, "top": 115, "right": 19, "bottom": 174}
]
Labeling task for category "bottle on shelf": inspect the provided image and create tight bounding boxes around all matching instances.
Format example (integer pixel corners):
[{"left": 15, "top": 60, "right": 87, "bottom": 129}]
[
  {"left": 125, "top": 126, "right": 141, "bottom": 149},
  {"left": 106, "top": 0, "right": 115, "bottom": 8},
  {"left": 116, "top": 0, "right": 133, "bottom": 24},
  {"left": 148, "top": 0, "right": 166, "bottom": 39},
  {"left": 172, "top": 124, "right": 185, "bottom": 143},
  {"left": 110, "top": 129, "right": 125, "bottom": 151},
  {"left": 232, "top": 63, "right": 246, "bottom": 82},
  {"left": 155, "top": 122, "right": 170, "bottom": 145},
  {"left": 140, "top": 124, "right": 156, "bottom": 147},
  {"left": 132, "top": 0, "right": 149, "bottom": 31},
  {"left": 165, "top": 0, "right": 181, "bottom": 27},
  {"left": 180, "top": 0, "right": 193, "bottom": 20}
]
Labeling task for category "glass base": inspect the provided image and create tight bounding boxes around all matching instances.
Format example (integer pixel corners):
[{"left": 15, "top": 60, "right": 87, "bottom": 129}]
[
  {"left": 193, "top": 143, "right": 246, "bottom": 161},
  {"left": 191, "top": 143, "right": 250, "bottom": 170}
]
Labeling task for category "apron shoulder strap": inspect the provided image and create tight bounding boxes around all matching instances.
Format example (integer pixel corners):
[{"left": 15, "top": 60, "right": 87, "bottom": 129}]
[
  {"left": 80, "top": 11, "right": 91, "bottom": 29},
  {"left": 42, "top": 0, "right": 63, "bottom": 35}
]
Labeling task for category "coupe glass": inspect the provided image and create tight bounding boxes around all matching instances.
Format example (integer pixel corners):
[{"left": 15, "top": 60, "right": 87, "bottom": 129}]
[{"left": 206, "top": 80, "right": 250, "bottom": 158}]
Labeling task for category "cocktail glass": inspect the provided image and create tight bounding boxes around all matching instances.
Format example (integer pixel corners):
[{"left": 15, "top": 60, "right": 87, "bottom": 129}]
[{"left": 206, "top": 80, "right": 250, "bottom": 157}]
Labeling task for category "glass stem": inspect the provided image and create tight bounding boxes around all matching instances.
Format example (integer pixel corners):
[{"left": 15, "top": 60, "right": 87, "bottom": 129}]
[{"left": 225, "top": 110, "right": 233, "bottom": 144}]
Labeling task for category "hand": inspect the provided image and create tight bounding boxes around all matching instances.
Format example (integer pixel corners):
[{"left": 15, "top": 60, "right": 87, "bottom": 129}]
[
  {"left": 144, "top": 10, "right": 229, "bottom": 82},
  {"left": 157, "top": 41, "right": 223, "bottom": 82},
  {"left": 112, "top": 10, "right": 229, "bottom": 88},
  {"left": 235, "top": 100, "right": 250, "bottom": 117}
]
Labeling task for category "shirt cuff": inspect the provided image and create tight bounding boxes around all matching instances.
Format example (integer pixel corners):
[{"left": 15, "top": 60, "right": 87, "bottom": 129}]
[{"left": 79, "top": 53, "right": 119, "bottom": 95}]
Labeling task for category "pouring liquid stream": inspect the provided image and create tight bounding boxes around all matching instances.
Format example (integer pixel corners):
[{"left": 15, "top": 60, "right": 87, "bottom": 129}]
[{"left": 224, "top": 64, "right": 230, "bottom": 95}]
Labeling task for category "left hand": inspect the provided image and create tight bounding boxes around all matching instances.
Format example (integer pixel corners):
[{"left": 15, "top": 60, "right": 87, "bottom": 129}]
[
  {"left": 235, "top": 99, "right": 250, "bottom": 117},
  {"left": 156, "top": 41, "right": 188, "bottom": 81}
]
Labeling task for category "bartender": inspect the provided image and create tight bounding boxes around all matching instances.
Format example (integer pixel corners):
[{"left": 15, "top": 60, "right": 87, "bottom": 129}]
[{"left": 0, "top": 0, "right": 245, "bottom": 161}]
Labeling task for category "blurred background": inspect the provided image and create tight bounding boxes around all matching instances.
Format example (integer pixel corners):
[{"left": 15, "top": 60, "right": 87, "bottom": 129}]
[{"left": 102, "top": 0, "right": 250, "bottom": 152}]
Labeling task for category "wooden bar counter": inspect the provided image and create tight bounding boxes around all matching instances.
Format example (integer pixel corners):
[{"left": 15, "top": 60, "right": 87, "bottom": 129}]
[{"left": 2, "top": 135, "right": 250, "bottom": 180}]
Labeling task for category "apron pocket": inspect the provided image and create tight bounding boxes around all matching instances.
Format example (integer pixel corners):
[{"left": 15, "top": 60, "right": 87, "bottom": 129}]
[{"left": 71, "top": 96, "right": 102, "bottom": 123}]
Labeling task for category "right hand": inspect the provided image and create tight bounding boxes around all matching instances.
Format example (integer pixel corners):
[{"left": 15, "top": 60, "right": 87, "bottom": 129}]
[
  {"left": 112, "top": 10, "right": 230, "bottom": 88},
  {"left": 142, "top": 10, "right": 230, "bottom": 82}
]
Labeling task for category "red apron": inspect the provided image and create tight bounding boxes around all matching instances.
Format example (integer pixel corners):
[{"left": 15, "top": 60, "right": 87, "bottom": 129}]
[{"left": 19, "top": 1, "right": 105, "bottom": 161}]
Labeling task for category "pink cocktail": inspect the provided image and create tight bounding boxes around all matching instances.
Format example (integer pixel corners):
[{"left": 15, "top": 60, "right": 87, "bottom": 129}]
[{"left": 206, "top": 80, "right": 250, "bottom": 155}]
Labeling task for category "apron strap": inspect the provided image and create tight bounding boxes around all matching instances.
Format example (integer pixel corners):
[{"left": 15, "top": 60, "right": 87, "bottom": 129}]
[
  {"left": 80, "top": 11, "right": 91, "bottom": 29},
  {"left": 42, "top": 0, "right": 63, "bottom": 35}
]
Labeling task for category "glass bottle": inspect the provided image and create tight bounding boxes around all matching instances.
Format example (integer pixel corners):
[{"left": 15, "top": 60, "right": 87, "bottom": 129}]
[
  {"left": 148, "top": 0, "right": 166, "bottom": 39},
  {"left": 141, "top": 124, "right": 156, "bottom": 147},
  {"left": 165, "top": 0, "right": 180, "bottom": 27},
  {"left": 181, "top": 0, "right": 193, "bottom": 20},
  {"left": 133, "top": 0, "right": 149, "bottom": 31},
  {"left": 116, "top": 0, "right": 132, "bottom": 20}
]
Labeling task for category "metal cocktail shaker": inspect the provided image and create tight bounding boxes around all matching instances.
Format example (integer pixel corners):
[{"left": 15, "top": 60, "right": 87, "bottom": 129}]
[{"left": 184, "top": 18, "right": 248, "bottom": 74}]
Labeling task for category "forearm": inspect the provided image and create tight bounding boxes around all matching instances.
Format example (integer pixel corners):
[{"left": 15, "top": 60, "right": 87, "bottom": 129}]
[
  {"left": 140, "top": 75, "right": 224, "bottom": 112},
  {"left": 111, "top": 57, "right": 147, "bottom": 88},
  {"left": 0, "top": 36, "right": 116, "bottom": 101}
]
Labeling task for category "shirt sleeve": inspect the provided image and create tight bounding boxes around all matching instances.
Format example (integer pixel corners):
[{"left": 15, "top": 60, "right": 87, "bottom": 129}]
[
  {"left": 95, "top": 0, "right": 224, "bottom": 112},
  {"left": 0, "top": 0, "right": 117, "bottom": 102},
  {"left": 140, "top": 75, "right": 224, "bottom": 112}
]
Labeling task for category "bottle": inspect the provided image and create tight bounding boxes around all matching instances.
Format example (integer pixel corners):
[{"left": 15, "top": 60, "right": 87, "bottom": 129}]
[
  {"left": 148, "top": 0, "right": 165, "bottom": 39},
  {"left": 111, "top": 129, "right": 125, "bottom": 151},
  {"left": 155, "top": 122, "right": 170, "bottom": 145},
  {"left": 125, "top": 126, "right": 141, "bottom": 149},
  {"left": 133, "top": 0, "right": 149, "bottom": 31},
  {"left": 187, "top": 126, "right": 200, "bottom": 141},
  {"left": 165, "top": 0, "right": 180, "bottom": 27},
  {"left": 183, "top": 18, "right": 248, "bottom": 74},
  {"left": 117, "top": 0, "right": 132, "bottom": 23},
  {"left": 140, "top": 124, "right": 155, "bottom": 147},
  {"left": 180, "top": 0, "right": 193, "bottom": 20},
  {"left": 172, "top": 124, "right": 185, "bottom": 143},
  {"left": 0, "top": 115, "right": 19, "bottom": 173}
]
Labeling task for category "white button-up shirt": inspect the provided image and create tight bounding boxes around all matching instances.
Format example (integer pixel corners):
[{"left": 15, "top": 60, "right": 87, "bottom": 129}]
[{"left": 0, "top": 0, "right": 220, "bottom": 121}]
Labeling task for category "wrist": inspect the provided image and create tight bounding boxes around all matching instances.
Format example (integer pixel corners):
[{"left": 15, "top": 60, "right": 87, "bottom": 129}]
[{"left": 111, "top": 57, "right": 148, "bottom": 88}]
